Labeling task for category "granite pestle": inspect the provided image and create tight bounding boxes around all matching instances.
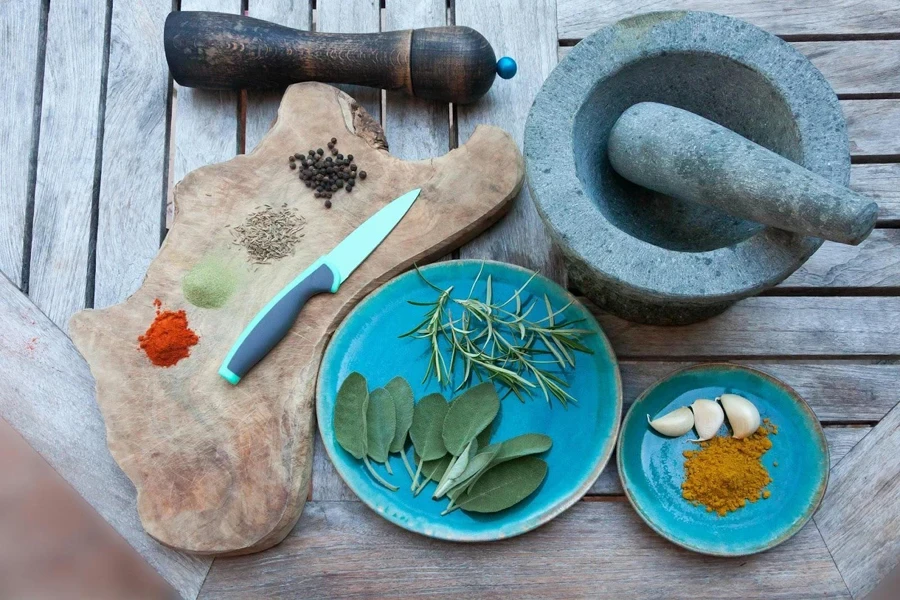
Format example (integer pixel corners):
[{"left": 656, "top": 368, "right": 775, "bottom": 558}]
[{"left": 608, "top": 102, "right": 878, "bottom": 245}]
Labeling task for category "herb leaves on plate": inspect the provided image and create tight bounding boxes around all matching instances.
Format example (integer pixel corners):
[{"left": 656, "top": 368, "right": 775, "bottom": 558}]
[
  {"left": 401, "top": 263, "right": 593, "bottom": 407},
  {"left": 333, "top": 372, "right": 551, "bottom": 515}
]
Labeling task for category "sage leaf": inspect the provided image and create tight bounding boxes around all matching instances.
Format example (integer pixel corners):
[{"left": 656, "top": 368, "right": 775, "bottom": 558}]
[
  {"left": 442, "top": 382, "right": 500, "bottom": 456},
  {"left": 446, "top": 444, "right": 501, "bottom": 501},
  {"left": 492, "top": 433, "right": 552, "bottom": 464},
  {"left": 413, "top": 452, "right": 452, "bottom": 496},
  {"left": 465, "top": 433, "right": 552, "bottom": 492},
  {"left": 456, "top": 456, "right": 548, "bottom": 513},
  {"left": 334, "top": 372, "right": 369, "bottom": 460},
  {"left": 366, "top": 388, "right": 395, "bottom": 464},
  {"left": 386, "top": 377, "right": 414, "bottom": 453},
  {"left": 410, "top": 393, "right": 449, "bottom": 461},
  {"left": 476, "top": 420, "right": 494, "bottom": 449},
  {"left": 434, "top": 439, "right": 477, "bottom": 498}
]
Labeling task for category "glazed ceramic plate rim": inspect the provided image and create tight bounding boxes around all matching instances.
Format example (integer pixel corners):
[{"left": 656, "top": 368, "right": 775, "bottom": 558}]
[
  {"left": 316, "top": 260, "right": 623, "bottom": 541},
  {"left": 617, "top": 362, "right": 829, "bottom": 556}
]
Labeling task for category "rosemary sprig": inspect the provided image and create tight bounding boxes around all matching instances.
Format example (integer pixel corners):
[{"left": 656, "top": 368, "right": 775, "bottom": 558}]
[{"left": 400, "top": 264, "right": 593, "bottom": 407}]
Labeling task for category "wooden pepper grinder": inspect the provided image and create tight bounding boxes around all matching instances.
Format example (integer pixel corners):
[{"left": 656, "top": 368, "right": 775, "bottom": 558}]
[{"left": 165, "top": 11, "right": 518, "bottom": 105}]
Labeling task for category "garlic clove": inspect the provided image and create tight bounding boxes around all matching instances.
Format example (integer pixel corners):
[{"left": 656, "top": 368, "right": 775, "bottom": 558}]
[
  {"left": 690, "top": 399, "right": 724, "bottom": 441},
  {"left": 719, "top": 393, "right": 761, "bottom": 440},
  {"left": 647, "top": 406, "right": 694, "bottom": 437}
]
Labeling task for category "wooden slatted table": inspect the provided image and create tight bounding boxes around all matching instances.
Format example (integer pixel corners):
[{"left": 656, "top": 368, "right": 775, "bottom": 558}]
[{"left": 1, "top": 1, "right": 898, "bottom": 598}]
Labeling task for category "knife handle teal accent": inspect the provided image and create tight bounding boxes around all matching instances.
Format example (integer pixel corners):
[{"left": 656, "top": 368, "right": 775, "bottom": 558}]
[{"left": 219, "top": 259, "right": 340, "bottom": 385}]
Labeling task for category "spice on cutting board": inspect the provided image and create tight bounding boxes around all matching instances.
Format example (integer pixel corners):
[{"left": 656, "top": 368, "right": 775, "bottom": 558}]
[
  {"left": 289, "top": 138, "right": 366, "bottom": 208},
  {"left": 138, "top": 299, "right": 199, "bottom": 367},
  {"left": 182, "top": 256, "right": 238, "bottom": 309},
  {"left": 230, "top": 204, "right": 306, "bottom": 264},
  {"left": 680, "top": 420, "right": 777, "bottom": 516}
]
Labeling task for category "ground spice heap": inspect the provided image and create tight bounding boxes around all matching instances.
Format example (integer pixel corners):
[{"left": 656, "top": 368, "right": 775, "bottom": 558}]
[
  {"left": 138, "top": 299, "right": 199, "bottom": 367},
  {"left": 681, "top": 419, "right": 777, "bottom": 516},
  {"left": 231, "top": 204, "right": 306, "bottom": 264},
  {"left": 288, "top": 137, "right": 367, "bottom": 209},
  {"left": 182, "top": 256, "right": 238, "bottom": 309}
]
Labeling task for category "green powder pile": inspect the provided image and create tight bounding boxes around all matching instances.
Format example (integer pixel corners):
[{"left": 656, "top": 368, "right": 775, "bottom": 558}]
[{"left": 182, "top": 257, "right": 238, "bottom": 309}]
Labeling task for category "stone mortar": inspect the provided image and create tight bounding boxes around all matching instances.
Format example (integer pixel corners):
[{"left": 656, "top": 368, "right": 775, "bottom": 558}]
[{"left": 524, "top": 11, "right": 849, "bottom": 325}]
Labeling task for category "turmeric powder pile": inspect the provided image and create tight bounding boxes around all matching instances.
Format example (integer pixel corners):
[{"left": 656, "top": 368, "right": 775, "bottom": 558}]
[{"left": 681, "top": 421, "right": 777, "bottom": 516}]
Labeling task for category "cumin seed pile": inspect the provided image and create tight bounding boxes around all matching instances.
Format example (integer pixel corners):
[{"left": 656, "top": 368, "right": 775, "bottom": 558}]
[{"left": 230, "top": 204, "right": 306, "bottom": 264}]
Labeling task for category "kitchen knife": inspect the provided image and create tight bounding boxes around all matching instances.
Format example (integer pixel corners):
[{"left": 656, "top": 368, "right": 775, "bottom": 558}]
[{"left": 219, "top": 188, "right": 421, "bottom": 384}]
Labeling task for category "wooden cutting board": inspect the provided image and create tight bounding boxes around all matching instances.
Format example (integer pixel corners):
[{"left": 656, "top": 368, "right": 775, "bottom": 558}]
[{"left": 69, "top": 82, "right": 523, "bottom": 556}]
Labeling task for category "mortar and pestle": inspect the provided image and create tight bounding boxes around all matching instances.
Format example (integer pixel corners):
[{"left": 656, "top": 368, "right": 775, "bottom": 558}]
[{"left": 525, "top": 11, "right": 879, "bottom": 325}]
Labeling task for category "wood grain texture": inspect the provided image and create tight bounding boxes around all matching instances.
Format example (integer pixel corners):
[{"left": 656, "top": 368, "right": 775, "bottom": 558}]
[
  {"left": 588, "top": 424, "right": 873, "bottom": 495},
  {"left": 560, "top": 41, "right": 900, "bottom": 96},
  {"left": 793, "top": 41, "right": 900, "bottom": 96},
  {"left": 844, "top": 100, "right": 900, "bottom": 157},
  {"left": 316, "top": 0, "right": 382, "bottom": 123},
  {"left": 556, "top": 0, "right": 900, "bottom": 39},
  {"left": 815, "top": 400, "right": 900, "bottom": 597},
  {"left": 94, "top": 0, "right": 171, "bottom": 310},
  {"left": 171, "top": 0, "right": 241, "bottom": 218},
  {"left": 28, "top": 0, "right": 107, "bottom": 329},
  {"left": 245, "top": 0, "right": 312, "bottom": 152},
  {"left": 777, "top": 230, "right": 900, "bottom": 290},
  {"left": 853, "top": 164, "right": 900, "bottom": 224},
  {"left": 199, "top": 500, "right": 849, "bottom": 599},
  {"left": 69, "top": 83, "right": 524, "bottom": 556},
  {"left": 592, "top": 297, "right": 900, "bottom": 358},
  {"left": 456, "top": 0, "right": 564, "bottom": 282},
  {"left": 0, "top": 274, "right": 211, "bottom": 600},
  {"left": 383, "top": 0, "right": 450, "bottom": 160},
  {"left": 619, "top": 362, "right": 900, "bottom": 423},
  {"left": 0, "top": 0, "right": 43, "bottom": 288}
]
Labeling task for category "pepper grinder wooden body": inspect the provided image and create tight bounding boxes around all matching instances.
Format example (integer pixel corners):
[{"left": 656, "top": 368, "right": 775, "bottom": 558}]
[{"left": 165, "top": 11, "right": 498, "bottom": 104}]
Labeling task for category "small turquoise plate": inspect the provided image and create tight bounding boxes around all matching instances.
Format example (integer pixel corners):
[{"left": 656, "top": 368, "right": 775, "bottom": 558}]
[
  {"left": 317, "top": 260, "right": 622, "bottom": 541},
  {"left": 618, "top": 363, "right": 829, "bottom": 556}
]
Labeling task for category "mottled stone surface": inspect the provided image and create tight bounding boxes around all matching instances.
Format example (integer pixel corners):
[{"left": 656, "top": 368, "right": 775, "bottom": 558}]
[
  {"left": 609, "top": 102, "right": 877, "bottom": 246},
  {"left": 525, "top": 11, "right": 849, "bottom": 324}
]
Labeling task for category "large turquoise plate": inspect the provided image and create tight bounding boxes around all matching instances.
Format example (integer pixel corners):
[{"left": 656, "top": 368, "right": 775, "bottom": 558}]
[
  {"left": 618, "top": 363, "right": 829, "bottom": 555},
  {"left": 317, "top": 260, "right": 622, "bottom": 541}
]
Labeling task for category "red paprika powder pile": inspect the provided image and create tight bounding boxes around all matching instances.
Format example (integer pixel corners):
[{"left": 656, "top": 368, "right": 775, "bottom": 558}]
[{"left": 138, "top": 299, "right": 199, "bottom": 367}]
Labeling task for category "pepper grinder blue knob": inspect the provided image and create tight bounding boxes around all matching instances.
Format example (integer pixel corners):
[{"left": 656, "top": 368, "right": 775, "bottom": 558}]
[{"left": 496, "top": 56, "right": 518, "bottom": 79}]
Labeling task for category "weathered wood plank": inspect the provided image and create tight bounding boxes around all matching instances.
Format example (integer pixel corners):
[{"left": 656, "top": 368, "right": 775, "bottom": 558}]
[
  {"left": 815, "top": 400, "right": 900, "bottom": 598},
  {"left": 619, "top": 362, "right": 899, "bottom": 423},
  {"left": 456, "top": 0, "right": 564, "bottom": 282},
  {"left": 173, "top": 1, "right": 241, "bottom": 185},
  {"left": 793, "top": 41, "right": 900, "bottom": 97},
  {"left": 316, "top": 0, "right": 381, "bottom": 122},
  {"left": 0, "top": 0, "right": 43, "bottom": 288},
  {"left": 383, "top": 0, "right": 450, "bottom": 160},
  {"left": 588, "top": 425, "right": 873, "bottom": 495},
  {"left": 556, "top": 0, "right": 900, "bottom": 40},
  {"left": 844, "top": 100, "right": 900, "bottom": 157},
  {"left": 777, "top": 230, "right": 900, "bottom": 290},
  {"left": 28, "top": 0, "right": 108, "bottom": 329},
  {"left": 853, "top": 164, "right": 900, "bottom": 224},
  {"left": 245, "top": 0, "right": 312, "bottom": 152},
  {"left": 560, "top": 41, "right": 900, "bottom": 97},
  {"left": 592, "top": 297, "right": 900, "bottom": 358},
  {"left": 823, "top": 426, "right": 871, "bottom": 469},
  {"left": 311, "top": 433, "right": 355, "bottom": 502},
  {"left": 0, "top": 274, "right": 211, "bottom": 600},
  {"left": 200, "top": 500, "right": 849, "bottom": 599},
  {"left": 93, "top": 0, "right": 171, "bottom": 309}
]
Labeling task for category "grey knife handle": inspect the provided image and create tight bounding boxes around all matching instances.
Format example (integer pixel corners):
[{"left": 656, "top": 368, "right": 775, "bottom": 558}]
[{"left": 219, "top": 262, "right": 337, "bottom": 384}]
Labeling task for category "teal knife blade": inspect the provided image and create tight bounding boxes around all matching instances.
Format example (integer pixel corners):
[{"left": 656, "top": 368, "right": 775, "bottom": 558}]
[{"left": 219, "top": 188, "right": 421, "bottom": 384}]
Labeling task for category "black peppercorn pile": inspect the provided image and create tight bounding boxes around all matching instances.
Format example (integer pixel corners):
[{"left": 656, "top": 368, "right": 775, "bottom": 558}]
[{"left": 288, "top": 137, "right": 368, "bottom": 209}]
